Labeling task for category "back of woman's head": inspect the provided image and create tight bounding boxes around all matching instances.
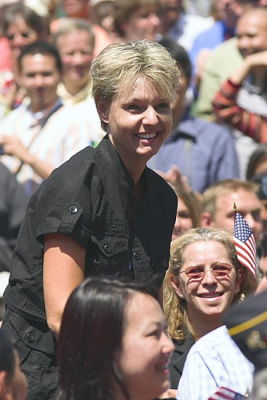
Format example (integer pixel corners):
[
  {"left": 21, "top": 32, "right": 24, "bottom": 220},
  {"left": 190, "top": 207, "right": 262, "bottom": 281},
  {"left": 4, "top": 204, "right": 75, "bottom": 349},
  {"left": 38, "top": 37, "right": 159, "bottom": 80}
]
[{"left": 58, "top": 277, "right": 159, "bottom": 400}]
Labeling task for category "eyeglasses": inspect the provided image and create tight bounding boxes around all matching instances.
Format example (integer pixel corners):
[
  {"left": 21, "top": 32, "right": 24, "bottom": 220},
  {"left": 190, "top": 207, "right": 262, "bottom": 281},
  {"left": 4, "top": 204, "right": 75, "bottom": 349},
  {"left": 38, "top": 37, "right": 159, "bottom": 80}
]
[{"left": 179, "top": 263, "right": 234, "bottom": 281}]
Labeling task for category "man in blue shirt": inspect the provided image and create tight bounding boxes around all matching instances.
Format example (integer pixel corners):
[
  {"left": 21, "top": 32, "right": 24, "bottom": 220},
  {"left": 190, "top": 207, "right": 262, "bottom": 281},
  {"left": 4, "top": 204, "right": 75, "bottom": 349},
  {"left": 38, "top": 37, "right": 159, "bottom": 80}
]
[{"left": 149, "top": 43, "right": 239, "bottom": 193}]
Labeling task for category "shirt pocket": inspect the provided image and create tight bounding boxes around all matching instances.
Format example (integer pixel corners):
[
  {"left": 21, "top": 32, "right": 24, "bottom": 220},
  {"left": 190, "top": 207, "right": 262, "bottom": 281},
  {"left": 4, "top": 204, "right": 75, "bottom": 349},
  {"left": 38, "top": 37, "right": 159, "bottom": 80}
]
[{"left": 85, "top": 221, "right": 131, "bottom": 277}]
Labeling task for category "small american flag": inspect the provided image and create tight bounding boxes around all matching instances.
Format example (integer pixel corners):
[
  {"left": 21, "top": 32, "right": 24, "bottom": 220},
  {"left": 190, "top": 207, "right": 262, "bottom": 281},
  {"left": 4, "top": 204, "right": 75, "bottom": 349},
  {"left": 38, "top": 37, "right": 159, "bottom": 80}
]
[
  {"left": 208, "top": 386, "right": 246, "bottom": 400},
  {"left": 233, "top": 210, "right": 256, "bottom": 278}
]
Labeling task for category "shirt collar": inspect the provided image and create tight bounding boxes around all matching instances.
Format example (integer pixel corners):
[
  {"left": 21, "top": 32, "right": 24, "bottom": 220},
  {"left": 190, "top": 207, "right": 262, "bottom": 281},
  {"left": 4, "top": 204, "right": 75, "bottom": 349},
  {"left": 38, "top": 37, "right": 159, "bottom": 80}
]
[
  {"left": 58, "top": 81, "right": 92, "bottom": 104},
  {"left": 27, "top": 98, "right": 63, "bottom": 128},
  {"left": 169, "top": 117, "right": 198, "bottom": 142}
]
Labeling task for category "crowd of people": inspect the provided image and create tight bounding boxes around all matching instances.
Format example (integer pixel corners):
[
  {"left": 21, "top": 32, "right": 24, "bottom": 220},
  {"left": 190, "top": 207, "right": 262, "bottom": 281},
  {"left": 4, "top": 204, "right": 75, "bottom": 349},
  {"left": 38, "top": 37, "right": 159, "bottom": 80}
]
[{"left": 0, "top": 1, "right": 267, "bottom": 400}]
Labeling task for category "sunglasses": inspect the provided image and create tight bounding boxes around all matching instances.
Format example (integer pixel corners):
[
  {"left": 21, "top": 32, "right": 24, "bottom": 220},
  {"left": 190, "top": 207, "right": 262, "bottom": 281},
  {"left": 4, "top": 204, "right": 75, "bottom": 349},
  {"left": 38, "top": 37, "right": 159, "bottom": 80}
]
[{"left": 179, "top": 263, "right": 234, "bottom": 281}]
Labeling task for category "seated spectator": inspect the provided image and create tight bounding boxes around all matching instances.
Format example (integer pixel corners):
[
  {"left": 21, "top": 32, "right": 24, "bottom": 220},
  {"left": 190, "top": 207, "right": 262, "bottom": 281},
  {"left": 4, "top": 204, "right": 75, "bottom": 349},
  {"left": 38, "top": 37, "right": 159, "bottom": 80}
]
[
  {"left": 0, "top": 3, "right": 49, "bottom": 119},
  {"left": 195, "top": 0, "right": 265, "bottom": 120},
  {"left": 89, "top": 0, "right": 117, "bottom": 40},
  {"left": 190, "top": 0, "right": 250, "bottom": 91},
  {"left": 113, "top": 0, "right": 161, "bottom": 42},
  {"left": 164, "top": 227, "right": 255, "bottom": 391},
  {"left": 247, "top": 144, "right": 267, "bottom": 180},
  {"left": 0, "top": 41, "right": 90, "bottom": 195},
  {"left": 201, "top": 179, "right": 264, "bottom": 245},
  {"left": 149, "top": 44, "right": 239, "bottom": 193},
  {"left": 213, "top": 8, "right": 267, "bottom": 143},
  {"left": 53, "top": 18, "right": 104, "bottom": 145},
  {"left": 54, "top": 18, "right": 94, "bottom": 103},
  {"left": 58, "top": 277, "right": 174, "bottom": 400},
  {"left": 0, "top": 328, "right": 28, "bottom": 400},
  {"left": 165, "top": 169, "right": 201, "bottom": 240},
  {"left": 52, "top": 0, "right": 114, "bottom": 56},
  {"left": 194, "top": 37, "right": 243, "bottom": 119}
]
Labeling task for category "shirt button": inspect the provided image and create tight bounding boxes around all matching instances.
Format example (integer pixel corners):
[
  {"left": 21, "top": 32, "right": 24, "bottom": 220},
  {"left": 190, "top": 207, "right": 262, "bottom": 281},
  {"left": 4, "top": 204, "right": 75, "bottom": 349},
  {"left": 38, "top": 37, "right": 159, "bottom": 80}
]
[
  {"left": 133, "top": 251, "right": 141, "bottom": 261},
  {"left": 26, "top": 331, "right": 35, "bottom": 343},
  {"left": 69, "top": 205, "right": 78, "bottom": 214},
  {"left": 103, "top": 243, "right": 112, "bottom": 254}
]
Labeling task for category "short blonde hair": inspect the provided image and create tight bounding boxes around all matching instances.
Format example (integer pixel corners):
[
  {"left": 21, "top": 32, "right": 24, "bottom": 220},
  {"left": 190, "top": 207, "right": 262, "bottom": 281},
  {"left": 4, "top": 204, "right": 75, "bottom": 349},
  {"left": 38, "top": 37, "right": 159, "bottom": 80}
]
[
  {"left": 91, "top": 40, "right": 180, "bottom": 104},
  {"left": 202, "top": 179, "right": 259, "bottom": 219},
  {"left": 164, "top": 227, "right": 256, "bottom": 340}
]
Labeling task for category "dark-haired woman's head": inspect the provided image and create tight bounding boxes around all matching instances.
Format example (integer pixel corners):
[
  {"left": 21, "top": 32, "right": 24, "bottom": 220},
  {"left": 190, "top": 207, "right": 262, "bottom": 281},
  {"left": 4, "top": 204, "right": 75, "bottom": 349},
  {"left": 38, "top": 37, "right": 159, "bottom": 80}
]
[
  {"left": 0, "top": 328, "right": 27, "bottom": 400},
  {"left": 2, "top": 3, "right": 49, "bottom": 60},
  {"left": 58, "top": 277, "right": 174, "bottom": 400}
]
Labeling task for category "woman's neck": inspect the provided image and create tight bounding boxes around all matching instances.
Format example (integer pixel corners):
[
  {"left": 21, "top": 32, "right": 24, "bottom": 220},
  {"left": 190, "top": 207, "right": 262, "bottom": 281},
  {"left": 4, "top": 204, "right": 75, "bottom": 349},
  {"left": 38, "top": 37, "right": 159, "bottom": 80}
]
[
  {"left": 188, "top": 314, "right": 223, "bottom": 340},
  {"left": 63, "top": 78, "right": 89, "bottom": 96}
]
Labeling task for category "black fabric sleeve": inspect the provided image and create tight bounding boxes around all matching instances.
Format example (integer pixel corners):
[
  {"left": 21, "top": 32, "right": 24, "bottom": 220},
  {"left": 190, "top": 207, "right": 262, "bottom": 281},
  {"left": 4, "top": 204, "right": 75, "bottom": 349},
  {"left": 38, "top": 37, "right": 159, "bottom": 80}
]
[{"left": 34, "top": 150, "right": 95, "bottom": 248}]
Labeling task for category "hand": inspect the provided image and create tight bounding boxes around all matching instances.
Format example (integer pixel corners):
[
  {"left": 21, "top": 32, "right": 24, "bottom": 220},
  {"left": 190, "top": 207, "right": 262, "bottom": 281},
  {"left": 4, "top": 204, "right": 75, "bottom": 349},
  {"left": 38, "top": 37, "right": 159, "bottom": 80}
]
[
  {"left": 246, "top": 49, "right": 267, "bottom": 69},
  {"left": 156, "top": 165, "right": 192, "bottom": 193},
  {"left": 159, "top": 388, "right": 177, "bottom": 399},
  {"left": 195, "top": 48, "right": 212, "bottom": 80},
  {"left": 0, "top": 135, "right": 31, "bottom": 164},
  {"left": 231, "top": 49, "right": 267, "bottom": 85}
]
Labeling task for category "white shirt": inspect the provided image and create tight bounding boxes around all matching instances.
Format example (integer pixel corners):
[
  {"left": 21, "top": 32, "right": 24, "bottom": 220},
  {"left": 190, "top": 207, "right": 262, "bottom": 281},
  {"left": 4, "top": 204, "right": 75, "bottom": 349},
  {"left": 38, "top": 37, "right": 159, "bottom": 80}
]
[
  {"left": 177, "top": 326, "right": 254, "bottom": 400},
  {"left": 167, "top": 12, "right": 212, "bottom": 51},
  {"left": 0, "top": 101, "right": 92, "bottom": 195}
]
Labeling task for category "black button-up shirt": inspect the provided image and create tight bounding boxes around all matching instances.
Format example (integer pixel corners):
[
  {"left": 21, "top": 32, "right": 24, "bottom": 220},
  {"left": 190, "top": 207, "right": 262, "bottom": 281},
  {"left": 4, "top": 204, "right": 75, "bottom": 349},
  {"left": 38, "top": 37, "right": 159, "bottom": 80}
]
[{"left": 5, "top": 135, "right": 177, "bottom": 322}]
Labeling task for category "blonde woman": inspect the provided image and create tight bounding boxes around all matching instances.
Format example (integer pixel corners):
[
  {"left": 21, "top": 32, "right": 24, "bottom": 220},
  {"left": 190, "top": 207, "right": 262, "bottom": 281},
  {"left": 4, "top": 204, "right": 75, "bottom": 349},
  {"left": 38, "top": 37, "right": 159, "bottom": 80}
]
[
  {"left": 3, "top": 40, "right": 180, "bottom": 400},
  {"left": 164, "top": 227, "right": 256, "bottom": 389}
]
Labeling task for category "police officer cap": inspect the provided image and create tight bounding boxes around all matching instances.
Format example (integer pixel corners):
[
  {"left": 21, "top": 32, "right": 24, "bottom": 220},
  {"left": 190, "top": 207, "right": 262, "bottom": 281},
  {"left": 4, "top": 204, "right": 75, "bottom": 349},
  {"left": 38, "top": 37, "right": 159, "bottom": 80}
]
[{"left": 224, "top": 290, "right": 267, "bottom": 372}]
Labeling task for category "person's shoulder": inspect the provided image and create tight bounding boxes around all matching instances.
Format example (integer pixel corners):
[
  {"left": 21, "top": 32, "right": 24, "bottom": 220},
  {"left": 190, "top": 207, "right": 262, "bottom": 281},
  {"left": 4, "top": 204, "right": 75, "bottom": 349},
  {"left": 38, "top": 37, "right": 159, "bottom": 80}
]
[
  {"left": 208, "top": 37, "right": 239, "bottom": 60},
  {"left": 191, "top": 326, "right": 228, "bottom": 352},
  {"left": 170, "top": 117, "right": 231, "bottom": 141},
  {"left": 33, "top": 145, "right": 97, "bottom": 214},
  {"left": 42, "top": 145, "right": 96, "bottom": 195},
  {"left": 193, "top": 20, "right": 223, "bottom": 42},
  {"left": 47, "top": 103, "right": 80, "bottom": 122},
  {"left": 0, "top": 102, "right": 27, "bottom": 122},
  {"left": 192, "top": 117, "right": 232, "bottom": 137}
]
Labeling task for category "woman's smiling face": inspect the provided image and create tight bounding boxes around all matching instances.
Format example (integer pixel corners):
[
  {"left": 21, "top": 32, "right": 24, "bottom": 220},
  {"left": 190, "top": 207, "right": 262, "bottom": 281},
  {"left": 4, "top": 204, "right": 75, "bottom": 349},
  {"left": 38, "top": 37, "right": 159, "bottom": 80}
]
[
  {"left": 116, "top": 292, "right": 174, "bottom": 400},
  {"left": 171, "top": 240, "right": 242, "bottom": 323},
  {"left": 97, "top": 76, "right": 173, "bottom": 168}
]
